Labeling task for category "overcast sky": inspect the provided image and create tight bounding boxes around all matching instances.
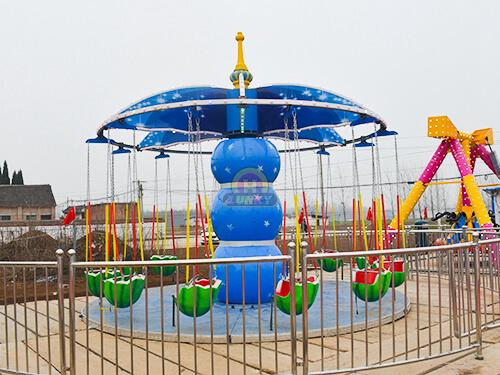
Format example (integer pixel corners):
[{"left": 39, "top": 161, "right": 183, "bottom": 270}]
[{"left": 1, "top": 1, "right": 499, "bottom": 216}]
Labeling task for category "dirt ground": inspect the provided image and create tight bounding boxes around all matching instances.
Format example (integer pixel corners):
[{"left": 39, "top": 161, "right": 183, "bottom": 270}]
[{"left": 0, "top": 229, "right": 211, "bottom": 304}]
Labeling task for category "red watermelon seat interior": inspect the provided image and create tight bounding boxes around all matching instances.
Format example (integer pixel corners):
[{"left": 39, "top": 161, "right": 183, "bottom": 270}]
[
  {"left": 196, "top": 279, "right": 211, "bottom": 287},
  {"left": 383, "top": 260, "right": 404, "bottom": 272},
  {"left": 276, "top": 279, "right": 290, "bottom": 297},
  {"left": 300, "top": 276, "right": 316, "bottom": 284},
  {"left": 392, "top": 260, "right": 404, "bottom": 272},
  {"left": 276, "top": 276, "right": 316, "bottom": 297},
  {"left": 354, "top": 270, "right": 378, "bottom": 284}
]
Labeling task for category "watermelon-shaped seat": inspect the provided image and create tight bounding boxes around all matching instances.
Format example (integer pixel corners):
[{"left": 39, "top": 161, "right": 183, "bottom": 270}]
[
  {"left": 317, "top": 251, "right": 343, "bottom": 272},
  {"left": 352, "top": 269, "right": 391, "bottom": 302},
  {"left": 383, "top": 259, "right": 407, "bottom": 287},
  {"left": 103, "top": 274, "right": 145, "bottom": 308},
  {"left": 86, "top": 269, "right": 121, "bottom": 297},
  {"left": 174, "top": 279, "right": 221, "bottom": 318},
  {"left": 355, "top": 257, "right": 378, "bottom": 270},
  {"left": 151, "top": 254, "right": 177, "bottom": 277},
  {"left": 118, "top": 266, "right": 136, "bottom": 276},
  {"left": 275, "top": 276, "right": 319, "bottom": 316}
]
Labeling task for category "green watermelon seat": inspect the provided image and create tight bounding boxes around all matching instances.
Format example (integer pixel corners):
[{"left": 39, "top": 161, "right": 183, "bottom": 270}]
[
  {"left": 383, "top": 259, "right": 407, "bottom": 287},
  {"left": 355, "top": 256, "right": 378, "bottom": 271},
  {"left": 275, "top": 276, "right": 319, "bottom": 316},
  {"left": 352, "top": 268, "right": 391, "bottom": 302},
  {"left": 151, "top": 254, "right": 177, "bottom": 277},
  {"left": 174, "top": 279, "right": 221, "bottom": 318},
  {"left": 103, "top": 274, "right": 145, "bottom": 308},
  {"left": 317, "top": 250, "right": 343, "bottom": 272},
  {"left": 86, "top": 269, "right": 121, "bottom": 297}
]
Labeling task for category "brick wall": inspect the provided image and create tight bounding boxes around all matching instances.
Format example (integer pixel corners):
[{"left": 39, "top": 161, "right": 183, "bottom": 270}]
[{"left": 0, "top": 206, "right": 55, "bottom": 221}]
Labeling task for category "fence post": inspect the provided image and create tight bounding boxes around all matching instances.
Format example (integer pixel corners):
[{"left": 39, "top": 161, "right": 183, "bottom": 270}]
[
  {"left": 68, "top": 249, "right": 77, "bottom": 374},
  {"left": 472, "top": 233, "right": 484, "bottom": 360},
  {"left": 301, "top": 241, "right": 309, "bottom": 374},
  {"left": 56, "top": 249, "right": 67, "bottom": 375},
  {"left": 448, "top": 243, "right": 459, "bottom": 338}
]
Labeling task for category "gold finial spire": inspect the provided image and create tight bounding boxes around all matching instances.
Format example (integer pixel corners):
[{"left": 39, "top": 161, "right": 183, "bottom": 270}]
[
  {"left": 230, "top": 32, "right": 253, "bottom": 89},
  {"left": 234, "top": 32, "right": 248, "bottom": 71}
]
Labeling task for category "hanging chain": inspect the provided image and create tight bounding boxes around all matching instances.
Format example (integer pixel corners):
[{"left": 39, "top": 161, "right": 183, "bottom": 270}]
[
  {"left": 167, "top": 158, "right": 173, "bottom": 209},
  {"left": 127, "top": 153, "right": 132, "bottom": 204},
  {"left": 327, "top": 155, "right": 332, "bottom": 205},
  {"left": 292, "top": 111, "right": 304, "bottom": 194},
  {"left": 374, "top": 123, "right": 383, "bottom": 197},
  {"left": 351, "top": 126, "right": 360, "bottom": 199},
  {"left": 133, "top": 131, "right": 138, "bottom": 202},
  {"left": 352, "top": 127, "right": 355, "bottom": 199},
  {"left": 394, "top": 134, "right": 401, "bottom": 198},
  {"left": 106, "top": 129, "right": 110, "bottom": 202},
  {"left": 287, "top": 116, "right": 297, "bottom": 197},
  {"left": 283, "top": 116, "right": 290, "bottom": 202},
  {"left": 111, "top": 151, "right": 115, "bottom": 202},
  {"left": 194, "top": 117, "right": 202, "bottom": 196},
  {"left": 211, "top": 178, "right": 217, "bottom": 202},
  {"left": 187, "top": 111, "right": 193, "bottom": 204},
  {"left": 154, "top": 159, "right": 159, "bottom": 208},
  {"left": 87, "top": 142, "right": 91, "bottom": 203},
  {"left": 196, "top": 127, "right": 207, "bottom": 195},
  {"left": 371, "top": 129, "right": 377, "bottom": 199},
  {"left": 316, "top": 153, "right": 320, "bottom": 204}
]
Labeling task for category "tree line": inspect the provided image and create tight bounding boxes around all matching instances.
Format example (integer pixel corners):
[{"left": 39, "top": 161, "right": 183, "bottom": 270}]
[{"left": 0, "top": 161, "right": 24, "bottom": 185}]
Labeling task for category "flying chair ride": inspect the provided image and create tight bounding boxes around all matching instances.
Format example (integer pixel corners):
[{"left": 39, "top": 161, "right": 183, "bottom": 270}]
[{"left": 89, "top": 32, "right": 396, "bottom": 309}]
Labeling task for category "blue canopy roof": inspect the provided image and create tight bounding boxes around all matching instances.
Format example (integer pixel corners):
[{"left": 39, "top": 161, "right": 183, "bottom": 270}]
[
  {"left": 97, "top": 84, "right": 388, "bottom": 149},
  {"left": 266, "top": 127, "right": 344, "bottom": 146},
  {"left": 139, "top": 130, "right": 222, "bottom": 150}
]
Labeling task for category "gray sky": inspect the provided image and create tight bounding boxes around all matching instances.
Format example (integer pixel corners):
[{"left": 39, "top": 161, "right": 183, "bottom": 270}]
[{"left": 1, "top": 1, "right": 499, "bottom": 216}]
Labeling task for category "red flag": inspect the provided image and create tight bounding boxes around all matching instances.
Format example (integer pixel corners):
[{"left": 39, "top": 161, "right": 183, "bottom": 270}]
[
  {"left": 63, "top": 206, "right": 76, "bottom": 225},
  {"left": 423, "top": 207, "right": 428, "bottom": 220},
  {"left": 298, "top": 208, "right": 304, "bottom": 224},
  {"left": 366, "top": 207, "right": 373, "bottom": 221}
]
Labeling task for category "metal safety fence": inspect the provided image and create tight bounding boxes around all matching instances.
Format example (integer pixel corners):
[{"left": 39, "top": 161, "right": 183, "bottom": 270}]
[
  {"left": 0, "top": 231, "right": 498, "bottom": 374},
  {"left": 0, "top": 250, "right": 66, "bottom": 375},
  {"left": 303, "top": 233, "right": 496, "bottom": 374}
]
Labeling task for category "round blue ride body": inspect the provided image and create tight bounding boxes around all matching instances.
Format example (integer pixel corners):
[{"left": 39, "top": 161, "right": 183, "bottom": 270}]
[{"left": 211, "top": 137, "right": 283, "bottom": 303}]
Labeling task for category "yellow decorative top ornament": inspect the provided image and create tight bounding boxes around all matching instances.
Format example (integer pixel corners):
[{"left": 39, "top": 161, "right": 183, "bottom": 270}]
[{"left": 230, "top": 32, "right": 253, "bottom": 89}]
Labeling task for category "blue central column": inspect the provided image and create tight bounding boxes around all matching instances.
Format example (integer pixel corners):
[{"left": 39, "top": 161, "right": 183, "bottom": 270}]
[{"left": 211, "top": 138, "right": 284, "bottom": 303}]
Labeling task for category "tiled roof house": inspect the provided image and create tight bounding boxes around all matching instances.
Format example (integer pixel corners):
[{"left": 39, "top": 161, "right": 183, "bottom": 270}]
[{"left": 0, "top": 185, "right": 56, "bottom": 221}]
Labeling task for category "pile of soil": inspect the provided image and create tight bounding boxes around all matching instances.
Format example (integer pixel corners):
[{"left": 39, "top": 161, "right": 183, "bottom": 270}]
[
  {"left": 74, "top": 230, "right": 135, "bottom": 262},
  {"left": 0, "top": 230, "right": 61, "bottom": 262},
  {"left": 0, "top": 230, "right": 61, "bottom": 304}
]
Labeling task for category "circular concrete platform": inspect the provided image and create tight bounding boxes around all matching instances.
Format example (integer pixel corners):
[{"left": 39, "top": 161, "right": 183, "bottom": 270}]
[{"left": 82, "top": 279, "right": 411, "bottom": 343}]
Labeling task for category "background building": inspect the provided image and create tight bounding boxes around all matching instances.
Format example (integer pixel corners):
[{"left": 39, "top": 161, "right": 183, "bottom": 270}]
[
  {"left": 0, "top": 185, "right": 56, "bottom": 221},
  {"left": 62, "top": 202, "right": 129, "bottom": 222}
]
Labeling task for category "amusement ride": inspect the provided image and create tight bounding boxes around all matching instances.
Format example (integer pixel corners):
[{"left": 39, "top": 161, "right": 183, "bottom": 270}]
[{"left": 82, "top": 32, "right": 498, "bottom": 327}]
